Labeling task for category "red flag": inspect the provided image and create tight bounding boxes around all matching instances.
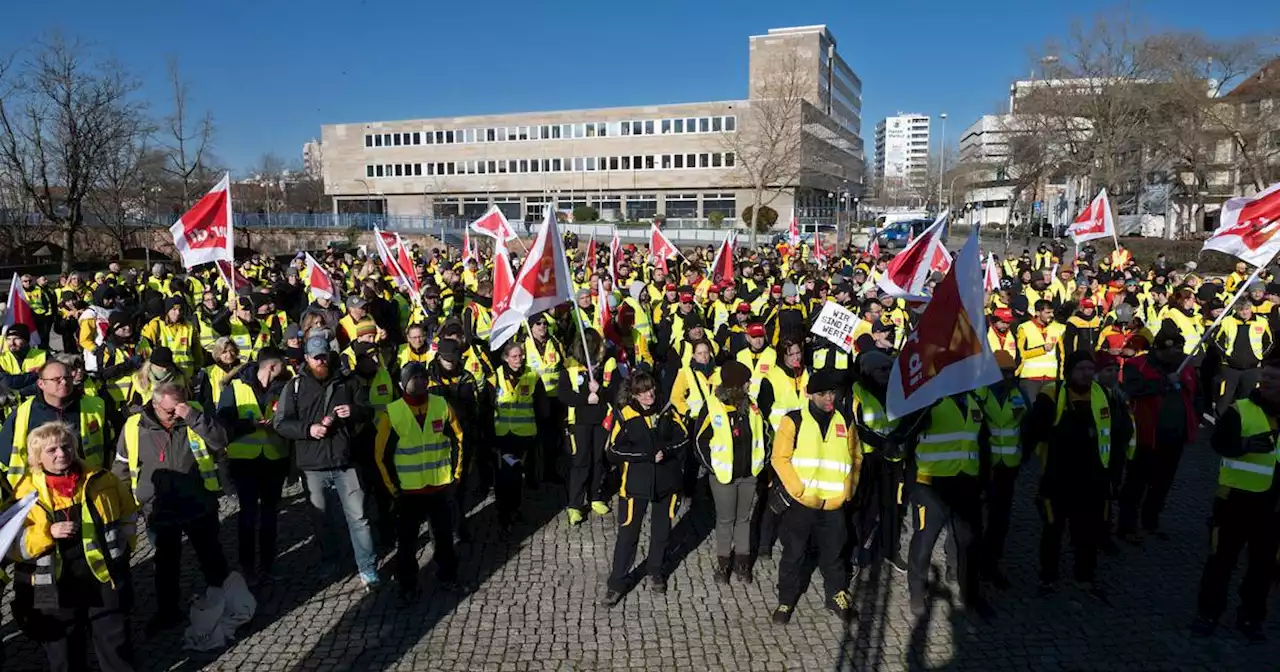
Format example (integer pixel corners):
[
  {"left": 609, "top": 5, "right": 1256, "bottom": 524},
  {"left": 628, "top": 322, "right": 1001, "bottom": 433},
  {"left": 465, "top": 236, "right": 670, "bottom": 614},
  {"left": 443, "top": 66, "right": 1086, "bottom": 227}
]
[
  {"left": 812, "top": 235, "right": 829, "bottom": 268},
  {"left": 170, "top": 173, "right": 233, "bottom": 269},
  {"left": 470, "top": 205, "right": 518, "bottom": 242},
  {"left": 585, "top": 234, "right": 597, "bottom": 274},
  {"left": 877, "top": 211, "right": 951, "bottom": 300},
  {"left": 609, "top": 229, "right": 623, "bottom": 285},
  {"left": 490, "top": 206, "right": 574, "bottom": 349},
  {"left": 4, "top": 273, "right": 41, "bottom": 347},
  {"left": 304, "top": 252, "right": 336, "bottom": 301},
  {"left": 868, "top": 230, "right": 881, "bottom": 260},
  {"left": 650, "top": 223, "right": 678, "bottom": 275},
  {"left": 1068, "top": 188, "right": 1116, "bottom": 245},
  {"left": 886, "top": 229, "right": 1001, "bottom": 419},
  {"left": 598, "top": 277, "right": 616, "bottom": 342},
  {"left": 983, "top": 252, "right": 1001, "bottom": 292},
  {"left": 1203, "top": 181, "right": 1280, "bottom": 267},
  {"left": 462, "top": 229, "right": 475, "bottom": 267},
  {"left": 492, "top": 239, "right": 515, "bottom": 319},
  {"left": 709, "top": 232, "right": 735, "bottom": 285},
  {"left": 214, "top": 260, "right": 253, "bottom": 293},
  {"left": 374, "top": 228, "right": 421, "bottom": 298},
  {"left": 788, "top": 208, "right": 801, "bottom": 248}
]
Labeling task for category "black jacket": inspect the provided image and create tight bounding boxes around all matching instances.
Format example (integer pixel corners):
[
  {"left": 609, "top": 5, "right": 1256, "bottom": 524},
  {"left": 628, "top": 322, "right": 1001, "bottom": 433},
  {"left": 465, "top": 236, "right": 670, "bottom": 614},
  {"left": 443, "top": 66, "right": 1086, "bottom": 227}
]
[
  {"left": 111, "top": 404, "right": 227, "bottom": 525},
  {"left": 607, "top": 402, "right": 688, "bottom": 500},
  {"left": 273, "top": 363, "right": 371, "bottom": 471}
]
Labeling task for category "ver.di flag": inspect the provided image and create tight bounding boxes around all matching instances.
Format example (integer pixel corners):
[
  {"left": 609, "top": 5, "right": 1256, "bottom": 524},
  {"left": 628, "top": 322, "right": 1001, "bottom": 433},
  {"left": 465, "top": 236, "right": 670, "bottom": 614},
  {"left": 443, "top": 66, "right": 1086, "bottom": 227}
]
[
  {"left": 1068, "top": 188, "right": 1117, "bottom": 245},
  {"left": 2, "top": 273, "right": 41, "bottom": 347},
  {"left": 650, "top": 223, "right": 678, "bottom": 274},
  {"left": 983, "top": 252, "right": 1001, "bottom": 292},
  {"left": 877, "top": 210, "right": 952, "bottom": 301},
  {"left": 304, "top": 253, "right": 337, "bottom": 302},
  {"left": 490, "top": 206, "right": 575, "bottom": 349},
  {"left": 170, "top": 173, "right": 234, "bottom": 269},
  {"left": 609, "top": 228, "right": 623, "bottom": 285},
  {"left": 709, "top": 231, "right": 735, "bottom": 285},
  {"left": 492, "top": 238, "right": 515, "bottom": 320},
  {"left": 470, "top": 205, "right": 518, "bottom": 242},
  {"left": 1202, "top": 181, "right": 1280, "bottom": 268},
  {"left": 886, "top": 228, "right": 1001, "bottom": 419}
]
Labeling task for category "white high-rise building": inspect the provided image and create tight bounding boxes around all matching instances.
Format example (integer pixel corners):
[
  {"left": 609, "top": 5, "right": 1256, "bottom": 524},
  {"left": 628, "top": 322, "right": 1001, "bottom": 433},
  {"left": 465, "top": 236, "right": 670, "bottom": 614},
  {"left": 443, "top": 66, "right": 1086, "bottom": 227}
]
[{"left": 873, "top": 113, "right": 930, "bottom": 196}]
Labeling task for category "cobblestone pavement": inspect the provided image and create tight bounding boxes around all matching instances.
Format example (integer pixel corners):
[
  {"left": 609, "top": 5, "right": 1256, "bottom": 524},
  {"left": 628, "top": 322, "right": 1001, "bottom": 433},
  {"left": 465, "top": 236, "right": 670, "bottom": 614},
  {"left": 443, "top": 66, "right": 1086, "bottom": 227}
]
[{"left": 2, "top": 434, "right": 1277, "bottom": 671}]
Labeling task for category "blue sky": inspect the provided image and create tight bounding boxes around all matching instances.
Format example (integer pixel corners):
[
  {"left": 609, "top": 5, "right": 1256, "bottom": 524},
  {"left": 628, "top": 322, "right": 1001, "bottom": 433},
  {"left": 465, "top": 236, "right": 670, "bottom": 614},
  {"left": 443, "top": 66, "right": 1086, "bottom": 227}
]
[{"left": 2, "top": 0, "right": 1274, "bottom": 174}]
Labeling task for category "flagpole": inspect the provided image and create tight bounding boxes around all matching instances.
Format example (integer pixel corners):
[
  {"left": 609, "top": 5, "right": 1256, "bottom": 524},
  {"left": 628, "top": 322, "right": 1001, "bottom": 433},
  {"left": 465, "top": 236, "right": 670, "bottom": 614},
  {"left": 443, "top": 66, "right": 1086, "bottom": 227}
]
[{"left": 1176, "top": 264, "right": 1264, "bottom": 374}]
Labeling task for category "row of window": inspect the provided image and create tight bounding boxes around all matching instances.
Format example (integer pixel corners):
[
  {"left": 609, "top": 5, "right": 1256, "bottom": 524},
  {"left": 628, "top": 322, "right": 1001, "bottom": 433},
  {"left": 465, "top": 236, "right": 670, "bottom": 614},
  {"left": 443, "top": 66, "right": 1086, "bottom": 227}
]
[
  {"left": 365, "top": 152, "right": 737, "bottom": 178},
  {"left": 363, "top": 116, "right": 737, "bottom": 148}
]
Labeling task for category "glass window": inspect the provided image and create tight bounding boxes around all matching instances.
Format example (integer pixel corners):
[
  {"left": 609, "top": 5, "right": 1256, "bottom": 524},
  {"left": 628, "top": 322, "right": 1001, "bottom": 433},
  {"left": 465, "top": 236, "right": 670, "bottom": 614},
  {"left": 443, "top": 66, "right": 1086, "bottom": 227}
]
[
  {"left": 573, "top": 157, "right": 585, "bottom": 172},
  {"left": 414, "top": 163, "right": 422, "bottom": 176},
  {"left": 633, "top": 155, "right": 642, "bottom": 169},
  {"left": 674, "top": 154, "right": 684, "bottom": 169},
  {"left": 686, "top": 153, "right": 696, "bottom": 167},
  {"left": 507, "top": 160, "right": 517, "bottom": 173},
  {"left": 520, "top": 126, "right": 530, "bottom": 141},
  {"left": 489, "top": 160, "right": 497, "bottom": 173},
  {"left": 444, "top": 130, "right": 454, "bottom": 144},
  {"left": 383, "top": 133, "right": 391, "bottom": 145},
  {"left": 699, "top": 118, "right": 710, "bottom": 133},
  {"left": 725, "top": 152, "right": 735, "bottom": 167},
  {"left": 699, "top": 153, "right": 709, "bottom": 168},
  {"left": 674, "top": 119, "right": 684, "bottom": 133},
  {"left": 667, "top": 198, "right": 698, "bottom": 218},
  {"left": 599, "top": 123, "right": 608, "bottom": 137},
  {"left": 517, "top": 160, "right": 527, "bottom": 173},
  {"left": 712, "top": 117, "right": 722, "bottom": 132},
  {"left": 530, "top": 159, "right": 539, "bottom": 173},
  {"left": 662, "top": 154, "right": 672, "bottom": 169},
  {"left": 586, "top": 157, "right": 596, "bottom": 171},
  {"left": 552, "top": 125, "right": 562, "bottom": 139},
  {"left": 436, "top": 162, "right": 445, "bottom": 174},
  {"left": 537, "top": 125, "right": 547, "bottom": 139},
  {"left": 551, "top": 158, "right": 561, "bottom": 172},
  {"left": 413, "top": 132, "right": 421, "bottom": 145},
  {"left": 662, "top": 119, "right": 671, "bottom": 134},
  {"left": 621, "top": 156, "right": 631, "bottom": 170},
  {"left": 391, "top": 164, "right": 400, "bottom": 176},
  {"left": 482, "top": 128, "right": 492, "bottom": 142},
  {"left": 585, "top": 123, "right": 596, "bottom": 138},
  {"left": 374, "top": 134, "right": 383, "bottom": 147},
  {"left": 644, "top": 120, "right": 654, "bottom": 135},
  {"left": 443, "top": 163, "right": 452, "bottom": 175},
  {"left": 725, "top": 116, "right": 736, "bottom": 132},
  {"left": 609, "top": 157, "right": 619, "bottom": 170},
  {"left": 426, "top": 163, "right": 435, "bottom": 175},
  {"left": 632, "top": 121, "right": 643, "bottom": 135},
  {"left": 365, "top": 135, "right": 373, "bottom": 147},
  {"left": 375, "top": 165, "right": 383, "bottom": 177},
  {"left": 627, "top": 196, "right": 658, "bottom": 219},
  {"left": 622, "top": 121, "right": 631, "bottom": 136},
  {"left": 704, "top": 197, "right": 736, "bottom": 219},
  {"left": 478, "top": 161, "right": 487, "bottom": 174},
  {"left": 686, "top": 117, "right": 696, "bottom": 132},
  {"left": 711, "top": 153, "right": 722, "bottom": 167},
  {"left": 399, "top": 133, "right": 407, "bottom": 146},
  {"left": 645, "top": 155, "right": 655, "bottom": 170},
  {"left": 366, "top": 165, "right": 374, "bottom": 177}
]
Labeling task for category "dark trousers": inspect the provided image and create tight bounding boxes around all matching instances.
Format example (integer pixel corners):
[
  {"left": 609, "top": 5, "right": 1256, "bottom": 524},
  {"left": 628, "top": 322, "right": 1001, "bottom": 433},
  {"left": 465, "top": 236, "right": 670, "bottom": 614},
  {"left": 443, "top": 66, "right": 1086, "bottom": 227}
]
[
  {"left": 151, "top": 512, "right": 229, "bottom": 614},
  {"left": 752, "top": 470, "right": 781, "bottom": 555},
  {"left": 983, "top": 465, "right": 1019, "bottom": 570},
  {"left": 35, "top": 602, "right": 133, "bottom": 672},
  {"left": 909, "top": 476, "right": 982, "bottom": 605},
  {"left": 353, "top": 430, "right": 396, "bottom": 548},
  {"left": 1214, "top": 366, "right": 1261, "bottom": 417},
  {"left": 567, "top": 424, "right": 609, "bottom": 509},
  {"left": 1119, "top": 443, "right": 1185, "bottom": 534},
  {"left": 777, "top": 504, "right": 849, "bottom": 606},
  {"left": 538, "top": 399, "right": 566, "bottom": 481},
  {"left": 1196, "top": 490, "right": 1280, "bottom": 622},
  {"left": 1038, "top": 489, "right": 1105, "bottom": 583},
  {"left": 875, "top": 456, "right": 908, "bottom": 562},
  {"left": 228, "top": 456, "right": 289, "bottom": 573},
  {"left": 495, "top": 433, "right": 530, "bottom": 524},
  {"left": 608, "top": 493, "right": 677, "bottom": 591},
  {"left": 394, "top": 490, "right": 458, "bottom": 592}
]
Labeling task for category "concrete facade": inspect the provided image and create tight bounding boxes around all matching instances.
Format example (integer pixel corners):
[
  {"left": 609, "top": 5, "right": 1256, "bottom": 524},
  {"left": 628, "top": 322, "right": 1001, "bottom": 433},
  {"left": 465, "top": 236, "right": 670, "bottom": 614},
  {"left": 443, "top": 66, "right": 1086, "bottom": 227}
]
[
  {"left": 874, "top": 113, "right": 931, "bottom": 193},
  {"left": 320, "top": 25, "right": 863, "bottom": 226}
]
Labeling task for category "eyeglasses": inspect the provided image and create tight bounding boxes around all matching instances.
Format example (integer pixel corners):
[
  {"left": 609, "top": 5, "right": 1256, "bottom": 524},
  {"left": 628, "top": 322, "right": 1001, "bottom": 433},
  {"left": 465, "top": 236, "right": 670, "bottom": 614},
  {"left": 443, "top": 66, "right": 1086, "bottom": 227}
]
[{"left": 40, "top": 376, "right": 69, "bottom": 383}]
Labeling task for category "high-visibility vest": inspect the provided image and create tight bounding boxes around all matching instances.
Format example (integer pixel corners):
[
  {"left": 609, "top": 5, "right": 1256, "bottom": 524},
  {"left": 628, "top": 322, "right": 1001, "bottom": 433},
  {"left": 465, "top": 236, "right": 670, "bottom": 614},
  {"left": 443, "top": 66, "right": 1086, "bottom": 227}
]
[
  {"left": 385, "top": 396, "right": 455, "bottom": 490},
  {"left": 1220, "top": 399, "right": 1280, "bottom": 493},
  {"left": 765, "top": 367, "right": 808, "bottom": 430},
  {"left": 339, "top": 315, "right": 376, "bottom": 345},
  {"left": 1039, "top": 382, "right": 1112, "bottom": 468},
  {"left": 7, "top": 396, "right": 108, "bottom": 485},
  {"left": 565, "top": 360, "right": 617, "bottom": 424},
  {"left": 96, "top": 345, "right": 133, "bottom": 404},
  {"left": 367, "top": 367, "right": 396, "bottom": 410},
  {"left": 736, "top": 346, "right": 777, "bottom": 401},
  {"left": 197, "top": 311, "right": 218, "bottom": 353},
  {"left": 915, "top": 395, "right": 982, "bottom": 478},
  {"left": 1015, "top": 320, "right": 1063, "bottom": 380},
  {"left": 680, "top": 366, "right": 718, "bottom": 418},
  {"left": 987, "top": 328, "right": 1016, "bottom": 360},
  {"left": 465, "top": 302, "right": 492, "bottom": 341},
  {"left": 1163, "top": 309, "right": 1203, "bottom": 355},
  {"left": 812, "top": 347, "right": 850, "bottom": 371},
  {"left": 123, "top": 408, "right": 220, "bottom": 498},
  {"left": 226, "top": 380, "right": 287, "bottom": 460},
  {"left": 851, "top": 382, "right": 899, "bottom": 456},
  {"left": 790, "top": 406, "right": 853, "bottom": 501},
  {"left": 622, "top": 297, "right": 652, "bottom": 342},
  {"left": 703, "top": 395, "right": 765, "bottom": 484},
  {"left": 977, "top": 386, "right": 1027, "bottom": 468},
  {"left": 27, "top": 285, "right": 49, "bottom": 315},
  {"left": 0, "top": 348, "right": 47, "bottom": 376},
  {"left": 227, "top": 319, "right": 267, "bottom": 361},
  {"left": 526, "top": 336, "right": 562, "bottom": 399},
  {"left": 494, "top": 367, "right": 538, "bottom": 437},
  {"left": 1216, "top": 316, "right": 1269, "bottom": 361},
  {"left": 203, "top": 364, "right": 234, "bottom": 408},
  {"left": 155, "top": 321, "right": 197, "bottom": 376},
  {"left": 23, "top": 470, "right": 127, "bottom": 589}
]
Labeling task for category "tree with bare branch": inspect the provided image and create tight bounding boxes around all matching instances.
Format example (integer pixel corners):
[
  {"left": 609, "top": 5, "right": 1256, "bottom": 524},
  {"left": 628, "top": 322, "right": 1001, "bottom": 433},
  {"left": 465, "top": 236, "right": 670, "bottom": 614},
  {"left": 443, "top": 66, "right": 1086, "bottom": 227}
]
[
  {"left": 84, "top": 116, "right": 156, "bottom": 259},
  {"left": 158, "top": 57, "right": 216, "bottom": 212},
  {"left": 0, "top": 35, "right": 148, "bottom": 271}
]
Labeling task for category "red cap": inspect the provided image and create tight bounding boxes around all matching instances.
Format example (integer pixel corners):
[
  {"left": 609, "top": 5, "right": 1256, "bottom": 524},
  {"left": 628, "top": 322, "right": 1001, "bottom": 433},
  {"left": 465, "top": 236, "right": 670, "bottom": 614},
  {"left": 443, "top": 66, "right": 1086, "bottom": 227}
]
[
  {"left": 1080, "top": 298, "right": 1096, "bottom": 309},
  {"left": 746, "top": 324, "right": 767, "bottom": 338},
  {"left": 770, "top": 284, "right": 783, "bottom": 295},
  {"left": 708, "top": 283, "right": 721, "bottom": 293},
  {"left": 737, "top": 302, "right": 752, "bottom": 313},
  {"left": 679, "top": 292, "right": 694, "bottom": 303},
  {"left": 992, "top": 308, "right": 1013, "bottom": 323},
  {"left": 664, "top": 283, "right": 677, "bottom": 292}
]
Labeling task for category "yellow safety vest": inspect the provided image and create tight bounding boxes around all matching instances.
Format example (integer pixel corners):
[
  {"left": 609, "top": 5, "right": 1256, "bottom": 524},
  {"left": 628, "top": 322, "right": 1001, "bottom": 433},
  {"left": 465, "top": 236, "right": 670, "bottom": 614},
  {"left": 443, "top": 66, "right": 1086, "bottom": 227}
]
[
  {"left": 152, "top": 321, "right": 197, "bottom": 377},
  {"left": 977, "top": 386, "right": 1027, "bottom": 468},
  {"left": 385, "top": 396, "right": 455, "bottom": 490},
  {"left": 204, "top": 364, "right": 234, "bottom": 408},
  {"left": 736, "top": 346, "right": 778, "bottom": 401},
  {"left": 1039, "top": 382, "right": 1112, "bottom": 468},
  {"left": 1163, "top": 309, "right": 1204, "bottom": 355},
  {"left": 367, "top": 367, "right": 396, "bottom": 410},
  {"left": 197, "top": 311, "right": 218, "bottom": 352},
  {"left": 791, "top": 406, "right": 854, "bottom": 501},
  {"left": 812, "top": 347, "right": 850, "bottom": 371},
  {"left": 526, "top": 336, "right": 562, "bottom": 399},
  {"left": 227, "top": 319, "right": 267, "bottom": 361},
  {"left": 565, "top": 360, "right": 617, "bottom": 424},
  {"left": 622, "top": 297, "right": 653, "bottom": 343},
  {"left": 467, "top": 302, "right": 493, "bottom": 341},
  {"left": 397, "top": 344, "right": 433, "bottom": 369},
  {"left": 123, "top": 409, "right": 220, "bottom": 498},
  {"left": 7, "top": 396, "right": 108, "bottom": 485},
  {"left": 1220, "top": 399, "right": 1280, "bottom": 493},
  {"left": 915, "top": 395, "right": 982, "bottom": 478},
  {"left": 765, "top": 367, "right": 808, "bottom": 430},
  {"left": 680, "top": 367, "right": 718, "bottom": 418},
  {"left": 1015, "top": 320, "right": 1063, "bottom": 380},
  {"left": 97, "top": 345, "right": 134, "bottom": 404},
  {"left": 1216, "top": 316, "right": 1269, "bottom": 361},
  {"left": 703, "top": 395, "right": 765, "bottom": 484},
  {"left": 24, "top": 470, "right": 125, "bottom": 588},
  {"left": 851, "top": 382, "right": 900, "bottom": 456},
  {"left": 226, "top": 380, "right": 287, "bottom": 460},
  {"left": 0, "top": 349, "right": 47, "bottom": 376},
  {"left": 494, "top": 367, "right": 538, "bottom": 437}
]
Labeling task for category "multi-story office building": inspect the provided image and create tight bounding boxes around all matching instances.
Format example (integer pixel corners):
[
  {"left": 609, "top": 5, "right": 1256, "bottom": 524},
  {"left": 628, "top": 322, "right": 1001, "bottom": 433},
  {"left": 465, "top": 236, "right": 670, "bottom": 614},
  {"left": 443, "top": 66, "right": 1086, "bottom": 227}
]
[
  {"left": 320, "top": 25, "right": 863, "bottom": 225},
  {"left": 873, "top": 113, "right": 931, "bottom": 196}
]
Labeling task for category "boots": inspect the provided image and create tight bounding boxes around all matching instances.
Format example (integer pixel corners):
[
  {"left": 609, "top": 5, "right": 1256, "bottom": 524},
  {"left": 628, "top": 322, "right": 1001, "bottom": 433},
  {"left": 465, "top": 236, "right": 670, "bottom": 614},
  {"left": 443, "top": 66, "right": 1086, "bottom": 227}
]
[
  {"left": 734, "top": 554, "right": 754, "bottom": 583},
  {"left": 714, "top": 556, "right": 732, "bottom": 584}
]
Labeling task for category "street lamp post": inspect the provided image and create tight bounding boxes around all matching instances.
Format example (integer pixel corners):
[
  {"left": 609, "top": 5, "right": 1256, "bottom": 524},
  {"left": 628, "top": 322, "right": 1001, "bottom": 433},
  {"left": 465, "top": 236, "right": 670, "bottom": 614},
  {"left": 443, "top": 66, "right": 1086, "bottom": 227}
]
[{"left": 937, "top": 113, "right": 948, "bottom": 213}]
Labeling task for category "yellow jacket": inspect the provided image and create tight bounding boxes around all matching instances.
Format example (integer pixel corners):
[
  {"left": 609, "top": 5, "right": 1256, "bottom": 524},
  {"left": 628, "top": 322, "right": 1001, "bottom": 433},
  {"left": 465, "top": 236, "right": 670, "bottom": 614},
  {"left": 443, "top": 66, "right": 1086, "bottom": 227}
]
[
  {"left": 11, "top": 467, "right": 137, "bottom": 564},
  {"left": 771, "top": 410, "right": 861, "bottom": 511}
]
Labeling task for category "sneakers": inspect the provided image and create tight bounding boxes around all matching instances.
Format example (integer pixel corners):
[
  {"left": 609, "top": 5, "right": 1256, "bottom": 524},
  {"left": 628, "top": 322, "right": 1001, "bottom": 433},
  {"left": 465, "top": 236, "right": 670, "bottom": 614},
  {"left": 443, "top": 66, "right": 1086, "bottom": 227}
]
[
  {"left": 360, "top": 571, "right": 382, "bottom": 592},
  {"left": 567, "top": 508, "right": 585, "bottom": 526},
  {"left": 886, "top": 554, "right": 909, "bottom": 575},
  {"left": 827, "top": 590, "right": 854, "bottom": 622},
  {"left": 599, "top": 589, "right": 623, "bottom": 607},
  {"left": 648, "top": 576, "right": 668, "bottom": 594},
  {"left": 733, "top": 555, "right": 754, "bottom": 584},
  {"left": 714, "top": 556, "right": 732, "bottom": 585},
  {"left": 1189, "top": 614, "right": 1217, "bottom": 637},
  {"left": 1238, "top": 619, "right": 1267, "bottom": 643},
  {"left": 771, "top": 604, "right": 794, "bottom": 625},
  {"left": 590, "top": 500, "right": 611, "bottom": 516}
]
